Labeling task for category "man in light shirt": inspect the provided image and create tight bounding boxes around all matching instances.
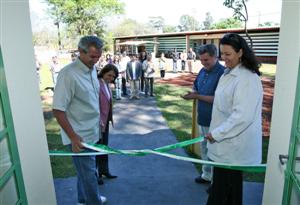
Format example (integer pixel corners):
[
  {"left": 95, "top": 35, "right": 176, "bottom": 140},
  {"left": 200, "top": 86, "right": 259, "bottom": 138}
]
[
  {"left": 53, "top": 36, "right": 107, "bottom": 204},
  {"left": 126, "top": 54, "right": 142, "bottom": 99}
]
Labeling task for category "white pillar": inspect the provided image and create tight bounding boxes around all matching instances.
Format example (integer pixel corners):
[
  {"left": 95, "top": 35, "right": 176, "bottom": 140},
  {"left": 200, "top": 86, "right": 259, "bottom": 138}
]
[
  {"left": 0, "top": 1, "right": 57, "bottom": 204},
  {"left": 263, "top": 0, "right": 300, "bottom": 204}
]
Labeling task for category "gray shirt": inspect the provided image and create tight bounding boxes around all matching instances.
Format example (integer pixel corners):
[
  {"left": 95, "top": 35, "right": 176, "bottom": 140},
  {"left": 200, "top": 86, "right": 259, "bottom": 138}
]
[{"left": 53, "top": 58, "right": 100, "bottom": 145}]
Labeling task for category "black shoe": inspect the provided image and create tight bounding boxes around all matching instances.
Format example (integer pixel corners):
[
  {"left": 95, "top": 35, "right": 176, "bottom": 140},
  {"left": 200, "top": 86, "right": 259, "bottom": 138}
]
[
  {"left": 103, "top": 173, "right": 117, "bottom": 179},
  {"left": 195, "top": 176, "right": 210, "bottom": 184},
  {"left": 97, "top": 177, "right": 104, "bottom": 185}
]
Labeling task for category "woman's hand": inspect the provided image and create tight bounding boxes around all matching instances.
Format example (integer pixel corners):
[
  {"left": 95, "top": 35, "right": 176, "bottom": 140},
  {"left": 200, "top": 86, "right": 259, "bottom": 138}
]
[
  {"left": 205, "top": 133, "right": 216, "bottom": 144},
  {"left": 100, "top": 121, "right": 105, "bottom": 131}
]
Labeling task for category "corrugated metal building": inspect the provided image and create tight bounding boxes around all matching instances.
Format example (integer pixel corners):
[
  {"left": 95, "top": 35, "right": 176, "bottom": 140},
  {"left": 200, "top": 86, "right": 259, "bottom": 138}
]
[{"left": 114, "top": 27, "right": 279, "bottom": 63}]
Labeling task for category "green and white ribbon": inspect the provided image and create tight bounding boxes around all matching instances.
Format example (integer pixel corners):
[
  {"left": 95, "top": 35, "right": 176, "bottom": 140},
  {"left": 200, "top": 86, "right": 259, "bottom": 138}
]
[{"left": 49, "top": 136, "right": 266, "bottom": 173}]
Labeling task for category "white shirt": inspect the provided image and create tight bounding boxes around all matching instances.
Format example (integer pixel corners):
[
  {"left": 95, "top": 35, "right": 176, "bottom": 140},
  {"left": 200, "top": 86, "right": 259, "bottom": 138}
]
[
  {"left": 208, "top": 64, "right": 263, "bottom": 164},
  {"left": 120, "top": 56, "right": 130, "bottom": 72},
  {"left": 131, "top": 62, "right": 136, "bottom": 80},
  {"left": 143, "top": 60, "right": 155, "bottom": 78},
  {"left": 53, "top": 58, "right": 100, "bottom": 145}
]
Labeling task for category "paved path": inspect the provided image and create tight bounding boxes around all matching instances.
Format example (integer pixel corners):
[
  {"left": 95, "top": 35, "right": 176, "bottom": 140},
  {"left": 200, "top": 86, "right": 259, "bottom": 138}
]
[{"left": 54, "top": 96, "right": 263, "bottom": 205}]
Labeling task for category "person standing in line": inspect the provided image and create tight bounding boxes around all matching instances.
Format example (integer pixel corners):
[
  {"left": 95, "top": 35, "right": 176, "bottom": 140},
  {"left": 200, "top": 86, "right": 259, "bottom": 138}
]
[
  {"left": 95, "top": 56, "right": 107, "bottom": 74},
  {"left": 126, "top": 54, "right": 142, "bottom": 99},
  {"left": 71, "top": 52, "right": 77, "bottom": 62},
  {"left": 181, "top": 49, "right": 187, "bottom": 72},
  {"left": 187, "top": 47, "right": 196, "bottom": 73},
  {"left": 35, "top": 54, "right": 42, "bottom": 84},
  {"left": 172, "top": 48, "right": 178, "bottom": 73},
  {"left": 113, "top": 55, "right": 122, "bottom": 100},
  {"left": 182, "top": 44, "right": 224, "bottom": 185},
  {"left": 105, "top": 53, "right": 113, "bottom": 64},
  {"left": 143, "top": 54, "right": 155, "bottom": 97},
  {"left": 52, "top": 36, "right": 107, "bottom": 205},
  {"left": 158, "top": 52, "right": 166, "bottom": 78},
  {"left": 206, "top": 33, "right": 263, "bottom": 205},
  {"left": 138, "top": 51, "right": 147, "bottom": 92},
  {"left": 96, "top": 64, "right": 119, "bottom": 185},
  {"left": 50, "top": 55, "right": 61, "bottom": 87},
  {"left": 119, "top": 52, "right": 130, "bottom": 96}
]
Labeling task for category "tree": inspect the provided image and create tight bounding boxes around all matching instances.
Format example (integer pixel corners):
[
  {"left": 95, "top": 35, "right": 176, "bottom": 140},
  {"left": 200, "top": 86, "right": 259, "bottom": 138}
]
[
  {"left": 163, "top": 25, "right": 177, "bottom": 33},
  {"left": 46, "top": 0, "right": 124, "bottom": 37},
  {"left": 110, "top": 19, "right": 154, "bottom": 37},
  {"left": 148, "top": 16, "right": 165, "bottom": 33},
  {"left": 211, "top": 17, "right": 242, "bottom": 29},
  {"left": 223, "top": 0, "right": 253, "bottom": 47},
  {"left": 178, "top": 15, "right": 200, "bottom": 31},
  {"left": 202, "top": 12, "right": 214, "bottom": 30}
]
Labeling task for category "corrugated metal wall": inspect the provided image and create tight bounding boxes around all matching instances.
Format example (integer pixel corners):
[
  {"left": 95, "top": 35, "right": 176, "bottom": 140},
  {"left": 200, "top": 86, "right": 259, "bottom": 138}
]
[
  {"left": 157, "top": 36, "right": 186, "bottom": 53},
  {"left": 239, "top": 32, "right": 280, "bottom": 57},
  {"left": 114, "top": 29, "right": 280, "bottom": 62}
]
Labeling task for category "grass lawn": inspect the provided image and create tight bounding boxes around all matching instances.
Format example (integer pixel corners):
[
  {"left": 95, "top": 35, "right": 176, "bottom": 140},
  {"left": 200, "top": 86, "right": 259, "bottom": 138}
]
[
  {"left": 260, "top": 63, "right": 276, "bottom": 78},
  {"left": 154, "top": 83, "right": 269, "bottom": 182}
]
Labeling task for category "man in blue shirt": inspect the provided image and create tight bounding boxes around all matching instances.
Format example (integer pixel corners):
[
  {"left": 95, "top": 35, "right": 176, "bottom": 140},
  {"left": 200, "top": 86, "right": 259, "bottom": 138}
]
[{"left": 182, "top": 44, "right": 224, "bottom": 184}]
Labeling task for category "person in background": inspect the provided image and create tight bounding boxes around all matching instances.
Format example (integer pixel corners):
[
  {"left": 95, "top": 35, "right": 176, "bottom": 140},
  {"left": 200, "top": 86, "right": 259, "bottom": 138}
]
[
  {"left": 143, "top": 54, "right": 155, "bottom": 97},
  {"left": 95, "top": 56, "right": 107, "bottom": 74},
  {"left": 119, "top": 51, "right": 130, "bottom": 96},
  {"left": 187, "top": 47, "right": 196, "bottom": 73},
  {"left": 50, "top": 55, "right": 61, "bottom": 86},
  {"left": 126, "top": 54, "right": 142, "bottom": 100},
  {"left": 71, "top": 52, "right": 77, "bottom": 62},
  {"left": 96, "top": 64, "right": 119, "bottom": 185},
  {"left": 181, "top": 49, "right": 187, "bottom": 72},
  {"left": 206, "top": 33, "right": 263, "bottom": 205},
  {"left": 182, "top": 44, "right": 224, "bottom": 185},
  {"left": 53, "top": 36, "right": 107, "bottom": 204},
  {"left": 171, "top": 48, "right": 178, "bottom": 73},
  {"left": 35, "top": 54, "right": 41, "bottom": 84},
  {"left": 106, "top": 53, "right": 113, "bottom": 64},
  {"left": 138, "top": 51, "right": 147, "bottom": 92},
  {"left": 158, "top": 52, "right": 166, "bottom": 78},
  {"left": 113, "top": 55, "right": 122, "bottom": 100}
]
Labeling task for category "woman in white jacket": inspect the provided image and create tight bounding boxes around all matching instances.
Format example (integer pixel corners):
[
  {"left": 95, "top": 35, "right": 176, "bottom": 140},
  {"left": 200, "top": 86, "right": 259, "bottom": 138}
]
[{"left": 206, "top": 33, "right": 263, "bottom": 205}]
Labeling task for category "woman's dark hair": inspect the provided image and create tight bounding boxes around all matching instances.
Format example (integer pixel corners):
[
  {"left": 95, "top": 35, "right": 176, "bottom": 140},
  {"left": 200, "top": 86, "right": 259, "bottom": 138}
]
[
  {"left": 98, "top": 63, "right": 119, "bottom": 82},
  {"left": 220, "top": 33, "right": 261, "bottom": 76}
]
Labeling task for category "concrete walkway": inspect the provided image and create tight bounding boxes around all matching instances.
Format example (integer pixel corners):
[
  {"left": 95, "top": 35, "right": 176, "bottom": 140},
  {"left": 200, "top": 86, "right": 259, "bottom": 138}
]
[{"left": 54, "top": 96, "right": 264, "bottom": 205}]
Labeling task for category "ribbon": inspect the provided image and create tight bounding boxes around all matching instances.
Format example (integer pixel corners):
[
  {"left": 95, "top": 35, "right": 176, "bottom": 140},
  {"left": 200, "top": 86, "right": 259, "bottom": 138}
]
[{"left": 49, "top": 136, "right": 266, "bottom": 173}]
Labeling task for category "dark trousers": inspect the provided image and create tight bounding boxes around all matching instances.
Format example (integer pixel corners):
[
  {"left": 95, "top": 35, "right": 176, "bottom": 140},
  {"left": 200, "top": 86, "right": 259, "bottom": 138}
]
[
  {"left": 207, "top": 167, "right": 243, "bottom": 205},
  {"left": 160, "top": 70, "right": 165, "bottom": 78},
  {"left": 181, "top": 60, "right": 186, "bottom": 71},
  {"left": 145, "top": 77, "right": 154, "bottom": 96},
  {"left": 96, "top": 123, "right": 109, "bottom": 175},
  {"left": 121, "top": 77, "right": 127, "bottom": 95},
  {"left": 140, "top": 70, "right": 145, "bottom": 91}
]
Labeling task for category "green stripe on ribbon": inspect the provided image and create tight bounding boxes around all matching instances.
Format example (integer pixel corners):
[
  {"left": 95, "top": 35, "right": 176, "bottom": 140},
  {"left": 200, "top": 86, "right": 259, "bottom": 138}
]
[{"left": 49, "top": 136, "right": 266, "bottom": 173}]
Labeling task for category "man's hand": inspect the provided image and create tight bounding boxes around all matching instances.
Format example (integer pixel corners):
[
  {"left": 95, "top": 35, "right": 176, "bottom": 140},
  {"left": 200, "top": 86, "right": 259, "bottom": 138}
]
[
  {"left": 71, "top": 134, "right": 84, "bottom": 153},
  {"left": 181, "top": 91, "right": 197, "bottom": 100},
  {"left": 205, "top": 133, "right": 216, "bottom": 144}
]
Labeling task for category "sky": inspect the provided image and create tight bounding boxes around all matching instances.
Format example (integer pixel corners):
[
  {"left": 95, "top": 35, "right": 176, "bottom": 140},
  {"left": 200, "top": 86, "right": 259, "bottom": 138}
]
[{"left": 29, "top": 0, "right": 282, "bottom": 31}]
